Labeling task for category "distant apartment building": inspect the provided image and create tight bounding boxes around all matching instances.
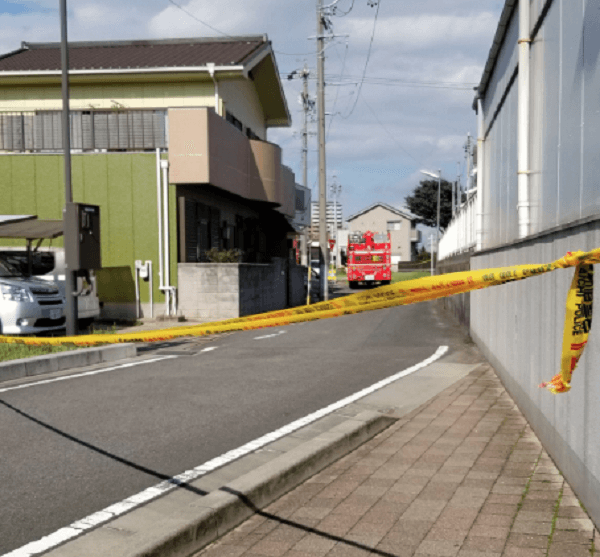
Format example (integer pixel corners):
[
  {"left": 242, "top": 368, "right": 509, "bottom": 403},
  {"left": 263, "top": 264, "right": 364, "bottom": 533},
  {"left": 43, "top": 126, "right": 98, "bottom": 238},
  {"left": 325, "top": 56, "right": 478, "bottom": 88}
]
[{"left": 309, "top": 201, "right": 343, "bottom": 240}]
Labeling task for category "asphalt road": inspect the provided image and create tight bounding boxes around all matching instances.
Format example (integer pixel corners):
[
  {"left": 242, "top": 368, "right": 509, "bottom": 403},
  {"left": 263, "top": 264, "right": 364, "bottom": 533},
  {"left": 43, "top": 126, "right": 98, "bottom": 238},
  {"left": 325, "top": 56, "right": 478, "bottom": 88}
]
[{"left": 0, "top": 293, "right": 474, "bottom": 555}]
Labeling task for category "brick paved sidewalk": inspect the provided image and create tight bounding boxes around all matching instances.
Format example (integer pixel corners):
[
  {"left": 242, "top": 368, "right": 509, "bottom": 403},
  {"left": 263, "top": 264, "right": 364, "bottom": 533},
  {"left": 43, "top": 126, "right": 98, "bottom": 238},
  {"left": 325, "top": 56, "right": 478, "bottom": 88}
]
[{"left": 194, "top": 365, "right": 599, "bottom": 557}]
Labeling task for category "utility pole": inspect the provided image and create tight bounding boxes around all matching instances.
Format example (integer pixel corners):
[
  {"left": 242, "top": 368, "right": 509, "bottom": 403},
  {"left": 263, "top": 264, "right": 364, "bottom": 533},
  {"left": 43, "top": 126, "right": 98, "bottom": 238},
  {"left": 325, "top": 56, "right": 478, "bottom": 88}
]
[
  {"left": 316, "top": 0, "right": 328, "bottom": 300},
  {"left": 300, "top": 64, "right": 310, "bottom": 269},
  {"left": 60, "top": 0, "right": 78, "bottom": 337},
  {"left": 465, "top": 133, "right": 472, "bottom": 195}
]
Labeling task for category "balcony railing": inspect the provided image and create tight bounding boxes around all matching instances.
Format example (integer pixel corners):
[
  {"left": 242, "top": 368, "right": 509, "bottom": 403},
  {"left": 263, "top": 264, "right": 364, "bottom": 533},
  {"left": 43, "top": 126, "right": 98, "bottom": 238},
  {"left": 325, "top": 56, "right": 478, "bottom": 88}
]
[
  {"left": 0, "top": 110, "right": 168, "bottom": 153},
  {"left": 438, "top": 192, "right": 477, "bottom": 260}
]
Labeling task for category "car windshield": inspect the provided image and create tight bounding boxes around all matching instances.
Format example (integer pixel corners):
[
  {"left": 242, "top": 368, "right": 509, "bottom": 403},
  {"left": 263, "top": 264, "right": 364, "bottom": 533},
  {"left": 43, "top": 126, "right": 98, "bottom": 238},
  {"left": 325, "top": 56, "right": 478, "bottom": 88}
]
[{"left": 0, "top": 258, "right": 23, "bottom": 278}]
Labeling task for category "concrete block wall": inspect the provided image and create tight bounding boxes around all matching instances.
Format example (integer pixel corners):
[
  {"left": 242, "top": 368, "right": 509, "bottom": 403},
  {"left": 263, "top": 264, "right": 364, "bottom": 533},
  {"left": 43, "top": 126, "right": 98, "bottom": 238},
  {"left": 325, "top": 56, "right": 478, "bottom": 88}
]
[
  {"left": 178, "top": 260, "right": 306, "bottom": 320},
  {"left": 288, "top": 264, "right": 307, "bottom": 307},
  {"left": 178, "top": 263, "right": 241, "bottom": 320},
  {"left": 470, "top": 217, "right": 600, "bottom": 528},
  {"left": 239, "top": 259, "right": 287, "bottom": 316},
  {"left": 437, "top": 251, "right": 472, "bottom": 330}
]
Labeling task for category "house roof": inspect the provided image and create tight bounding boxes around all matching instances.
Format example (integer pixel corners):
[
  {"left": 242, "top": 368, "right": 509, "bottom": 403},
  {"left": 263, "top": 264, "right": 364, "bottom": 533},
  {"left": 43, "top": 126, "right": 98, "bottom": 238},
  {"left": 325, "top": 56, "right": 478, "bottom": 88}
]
[
  {"left": 473, "top": 0, "right": 517, "bottom": 108},
  {"left": 0, "top": 37, "right": 266, "bottom": 72},
  {"left": 346, "top": 202, "right": 417, "bottom": 222},
  {"left": 0, "top": 36, "right": 291, "bottom": 127}
]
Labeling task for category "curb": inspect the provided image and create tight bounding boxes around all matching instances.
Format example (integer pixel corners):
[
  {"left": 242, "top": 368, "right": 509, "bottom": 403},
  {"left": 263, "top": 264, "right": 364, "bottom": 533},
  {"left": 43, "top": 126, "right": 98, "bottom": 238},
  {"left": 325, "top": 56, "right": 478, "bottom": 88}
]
[
  {"left": 45, "top": 410, "right": 396, "bottom": 557},
  {"left": 0, "top": 343, "right": 137, "bottom": 384}
]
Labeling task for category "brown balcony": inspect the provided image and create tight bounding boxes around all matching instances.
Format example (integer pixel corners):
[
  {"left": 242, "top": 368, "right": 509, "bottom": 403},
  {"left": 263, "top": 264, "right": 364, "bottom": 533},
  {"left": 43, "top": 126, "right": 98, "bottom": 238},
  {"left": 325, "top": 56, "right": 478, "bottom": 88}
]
[{"left": 168, "top": 108, "right": 293, "bottom": 216}]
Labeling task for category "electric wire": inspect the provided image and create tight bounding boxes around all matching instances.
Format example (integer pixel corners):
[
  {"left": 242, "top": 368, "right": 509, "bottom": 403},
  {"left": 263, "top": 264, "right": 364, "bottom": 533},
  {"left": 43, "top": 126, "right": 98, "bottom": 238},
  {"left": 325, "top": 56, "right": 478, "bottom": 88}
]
[
  {"left": 326, "top": 41, "right": 349, "bottom": 141},
  {"left": 360, "top": 95, "right": 422, "bottom": 166},
  {"left": 166, "top": 0, "right": 315, "bottom": 56},
  {"left": 167, "top": 0, "right": 237, "bottom": 39},
  {"left": 340, "top": 0, "right": 381, "bottom": 119}
]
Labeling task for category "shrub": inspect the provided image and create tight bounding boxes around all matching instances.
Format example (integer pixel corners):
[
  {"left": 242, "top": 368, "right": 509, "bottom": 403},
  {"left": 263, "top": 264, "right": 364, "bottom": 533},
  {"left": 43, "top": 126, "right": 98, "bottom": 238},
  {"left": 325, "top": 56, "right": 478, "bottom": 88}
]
[{"left": 205, "top": 248, "right": 242, "bottom": 263}]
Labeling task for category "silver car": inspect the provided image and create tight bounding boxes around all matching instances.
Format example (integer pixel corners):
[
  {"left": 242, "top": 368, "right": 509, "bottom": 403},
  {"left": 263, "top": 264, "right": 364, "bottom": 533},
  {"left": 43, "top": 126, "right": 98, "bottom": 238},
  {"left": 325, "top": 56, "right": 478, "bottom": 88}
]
[{"left": 0, "top": 259, "right": 66, "bottom": 335}]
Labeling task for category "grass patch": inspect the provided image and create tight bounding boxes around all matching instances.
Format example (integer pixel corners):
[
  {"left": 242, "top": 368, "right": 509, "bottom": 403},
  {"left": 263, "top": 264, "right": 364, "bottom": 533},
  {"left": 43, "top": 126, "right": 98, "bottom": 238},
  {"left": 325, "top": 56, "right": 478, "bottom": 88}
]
[{"left": 0, "top": 342, "right": 77, "bottom": 362}]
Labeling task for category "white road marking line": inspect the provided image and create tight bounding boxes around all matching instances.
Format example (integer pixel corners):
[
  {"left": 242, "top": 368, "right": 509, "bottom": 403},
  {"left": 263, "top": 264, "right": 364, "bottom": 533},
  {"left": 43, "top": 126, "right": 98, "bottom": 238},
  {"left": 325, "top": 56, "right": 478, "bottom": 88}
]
[
  {"left": 254, "top": 330, "right": 287, "bottom": 340},
  {"left": 0, "top": 356, "right": 177, "bottom": 395},
  {"left": 199, "top": 346, "right": 218, "bottom": 353},
  {"left": 2, "top": 345, "right": 448, "bottom": 557}
]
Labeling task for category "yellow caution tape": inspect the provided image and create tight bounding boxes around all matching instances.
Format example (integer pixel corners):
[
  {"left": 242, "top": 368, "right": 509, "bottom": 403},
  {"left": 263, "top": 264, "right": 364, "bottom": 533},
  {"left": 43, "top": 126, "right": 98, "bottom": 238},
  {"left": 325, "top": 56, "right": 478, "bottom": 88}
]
[{"left": 2, "top": 247, "right": 599, "bottom": 394}]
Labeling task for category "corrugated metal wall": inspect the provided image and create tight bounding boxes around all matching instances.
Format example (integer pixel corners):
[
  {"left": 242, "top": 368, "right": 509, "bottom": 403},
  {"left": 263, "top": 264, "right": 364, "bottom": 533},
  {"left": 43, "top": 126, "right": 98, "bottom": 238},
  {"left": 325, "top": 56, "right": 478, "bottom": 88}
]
[
  {"left": 471, "top": 223, "right": 600, "bottom": 528},
  {"left": 473, "top": 0, "right": 600, "bottom": 528},
  {"left": 482, "top": 0, "right": 600, "bottom": 249}
]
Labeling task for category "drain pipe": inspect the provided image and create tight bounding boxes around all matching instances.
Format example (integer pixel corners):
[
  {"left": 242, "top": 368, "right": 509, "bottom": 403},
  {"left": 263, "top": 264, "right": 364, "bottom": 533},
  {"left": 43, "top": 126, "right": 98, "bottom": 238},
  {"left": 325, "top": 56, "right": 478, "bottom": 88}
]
[
  {"left": 517, "top": 0, "right": 531, "bottom": 238},
  {"left": 161, "top": 158, "right": 177, "bottom": 316},
  {"left": 207, "top": 63, "right": 220, "bottom": 115},
  {"left": 476, "top": 96, "right": 485, "bottom": 251},
  {"left": 155, "top": 148, "right": 166, "bottom": 314}
]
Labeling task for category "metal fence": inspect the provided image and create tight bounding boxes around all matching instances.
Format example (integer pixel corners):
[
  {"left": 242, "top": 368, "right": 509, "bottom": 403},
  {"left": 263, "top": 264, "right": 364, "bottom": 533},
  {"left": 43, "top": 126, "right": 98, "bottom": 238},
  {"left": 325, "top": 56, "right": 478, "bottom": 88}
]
[
  {"left": 438, "top": 191, "right": 477, "bottom": 261},
  {"left": 0, "top": 110, "right": 168, "bottom": 152}
]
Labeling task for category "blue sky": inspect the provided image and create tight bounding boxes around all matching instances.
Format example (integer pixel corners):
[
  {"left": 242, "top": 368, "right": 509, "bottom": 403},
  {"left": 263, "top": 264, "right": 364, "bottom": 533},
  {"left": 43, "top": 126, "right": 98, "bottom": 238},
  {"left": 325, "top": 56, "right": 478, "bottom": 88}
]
[
  {"left": 0, "top": 0, "right": 505, "bottom": 241},
  {"left": 0, "top": 0, "right": 53, "bottom": 15}
]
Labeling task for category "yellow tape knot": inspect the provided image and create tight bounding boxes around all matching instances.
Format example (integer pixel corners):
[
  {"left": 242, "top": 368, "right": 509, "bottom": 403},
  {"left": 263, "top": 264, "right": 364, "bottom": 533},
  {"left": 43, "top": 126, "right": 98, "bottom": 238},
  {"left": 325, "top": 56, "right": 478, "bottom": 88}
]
[{"left": 555, "top": 251, "right": 581, "bottom": 269}]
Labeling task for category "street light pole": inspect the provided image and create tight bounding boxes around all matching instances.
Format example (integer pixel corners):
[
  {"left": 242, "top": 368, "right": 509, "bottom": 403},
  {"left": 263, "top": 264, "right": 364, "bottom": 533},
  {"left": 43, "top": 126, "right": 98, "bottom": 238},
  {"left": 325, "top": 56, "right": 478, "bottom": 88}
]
[
  {"left": 420, "top": 169, "right": 442, "bottom": 276},
  {"left": 60, "top": 0, "right": 78, "bottom": 336}
]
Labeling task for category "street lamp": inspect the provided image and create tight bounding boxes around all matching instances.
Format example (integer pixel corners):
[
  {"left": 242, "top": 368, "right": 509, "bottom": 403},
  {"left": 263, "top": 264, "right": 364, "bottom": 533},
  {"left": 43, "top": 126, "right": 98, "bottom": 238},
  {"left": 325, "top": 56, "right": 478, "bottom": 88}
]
[{"left": 420, "top": 169, "right": 442, "bottom": 275}]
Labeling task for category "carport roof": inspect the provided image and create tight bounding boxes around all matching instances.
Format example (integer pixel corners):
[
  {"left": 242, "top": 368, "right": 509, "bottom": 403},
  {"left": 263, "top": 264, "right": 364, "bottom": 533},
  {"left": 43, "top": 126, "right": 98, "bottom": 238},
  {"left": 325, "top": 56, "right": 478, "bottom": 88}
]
[{"left": 0, "top": 218, "right": 63, "bottom": 239}]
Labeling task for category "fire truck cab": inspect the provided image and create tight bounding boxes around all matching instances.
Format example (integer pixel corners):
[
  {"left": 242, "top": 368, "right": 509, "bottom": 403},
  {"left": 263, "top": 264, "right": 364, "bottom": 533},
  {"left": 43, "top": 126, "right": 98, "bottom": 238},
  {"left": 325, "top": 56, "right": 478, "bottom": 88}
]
[{"left": 346, "top": 231, "right": 392, "bottom": 289}]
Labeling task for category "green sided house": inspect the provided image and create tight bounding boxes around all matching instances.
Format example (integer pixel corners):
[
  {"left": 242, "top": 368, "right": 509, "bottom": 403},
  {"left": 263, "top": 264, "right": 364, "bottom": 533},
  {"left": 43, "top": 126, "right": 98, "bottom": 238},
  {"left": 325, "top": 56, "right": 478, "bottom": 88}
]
[{"left": 0, "top": 36, "right": 307, "bottom": 321}]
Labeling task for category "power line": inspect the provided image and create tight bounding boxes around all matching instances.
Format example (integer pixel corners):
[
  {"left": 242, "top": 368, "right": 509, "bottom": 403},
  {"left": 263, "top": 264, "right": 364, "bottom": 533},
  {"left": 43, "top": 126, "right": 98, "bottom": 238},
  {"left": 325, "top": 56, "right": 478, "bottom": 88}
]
[
  {"left": 167, "top": 0, "right": 315, "bottom": 57},
  {"left": 340, "top": 0, "right": 381, "bottom": 119},
  {"left": 326, "top": 41, "right": 349, "bottom": 141},
  {"left": 332, "top": 0, "right": 355, "bottom": 16},
  {"left": 360, "top": 95, "right": 422, "bottom": 166},
  {"left": 167, "top": 0, "right": 237, "bottom": 38}
]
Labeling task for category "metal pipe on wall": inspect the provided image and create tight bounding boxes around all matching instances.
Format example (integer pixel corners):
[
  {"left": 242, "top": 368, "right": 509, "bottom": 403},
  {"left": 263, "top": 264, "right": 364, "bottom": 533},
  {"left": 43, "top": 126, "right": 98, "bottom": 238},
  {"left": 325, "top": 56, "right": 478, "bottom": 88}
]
[
  {"left": 517, "top": 0, "right": 531, "bottom": 238},
  {"left": 155, "top": 148, "right": 165, "bottom": 304},
  {"left": 161, "top": 159, "right": 171, "bottom": 315},
  {"left": 476, "top": 97, "right": 485, "bottom": 251}
]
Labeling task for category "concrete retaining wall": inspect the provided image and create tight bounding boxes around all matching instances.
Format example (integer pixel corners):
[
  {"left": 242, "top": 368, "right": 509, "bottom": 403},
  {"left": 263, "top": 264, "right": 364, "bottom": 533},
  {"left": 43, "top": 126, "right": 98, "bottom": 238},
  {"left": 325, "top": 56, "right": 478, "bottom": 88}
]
[
  {"left": 178, "top": 260, "right": 307, "bottom": 320},
  {"left": 470, "top": 217, "right": 600, "bottom": 528},
  {"left": 438, "top": 251, "right": 472, "bottom": 330}
]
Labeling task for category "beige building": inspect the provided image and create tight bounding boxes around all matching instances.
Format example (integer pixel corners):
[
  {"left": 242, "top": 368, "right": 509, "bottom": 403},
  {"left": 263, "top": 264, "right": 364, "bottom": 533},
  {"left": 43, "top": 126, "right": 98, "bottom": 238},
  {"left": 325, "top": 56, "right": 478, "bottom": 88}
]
[{"left": 346, "top": 202, "right": 420, "bottom": 263}]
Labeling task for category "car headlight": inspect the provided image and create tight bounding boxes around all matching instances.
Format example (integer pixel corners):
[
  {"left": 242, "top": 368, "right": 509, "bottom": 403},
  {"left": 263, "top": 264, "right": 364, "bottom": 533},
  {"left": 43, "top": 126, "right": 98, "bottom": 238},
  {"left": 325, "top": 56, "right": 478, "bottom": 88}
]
[{"left": 0, "top": 284, "right": 33, "bottom": 302}]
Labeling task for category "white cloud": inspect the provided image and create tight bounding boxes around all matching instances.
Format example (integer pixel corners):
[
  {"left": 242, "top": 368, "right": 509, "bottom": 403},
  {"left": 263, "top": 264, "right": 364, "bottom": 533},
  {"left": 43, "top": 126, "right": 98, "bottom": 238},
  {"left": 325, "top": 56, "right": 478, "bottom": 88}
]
[
  {"left": 339, "top": 12, "right": 499, "bottom": 51},
  {"left": 0, "top": 0, "right": 503, "bottom": 219}
]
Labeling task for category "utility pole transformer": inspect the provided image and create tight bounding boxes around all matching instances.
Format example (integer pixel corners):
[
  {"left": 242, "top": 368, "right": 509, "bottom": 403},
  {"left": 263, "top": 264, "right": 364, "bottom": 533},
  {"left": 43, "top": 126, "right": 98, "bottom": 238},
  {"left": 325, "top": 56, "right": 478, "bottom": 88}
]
[{"left": 317, "top": 0, "right": 328, "bottom": 301}]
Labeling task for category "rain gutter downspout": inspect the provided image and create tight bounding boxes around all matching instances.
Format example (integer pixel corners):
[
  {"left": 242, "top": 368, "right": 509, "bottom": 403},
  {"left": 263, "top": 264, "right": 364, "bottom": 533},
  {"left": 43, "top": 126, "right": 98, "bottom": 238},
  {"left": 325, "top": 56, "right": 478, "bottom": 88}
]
[
  {"left": 155, "top": 148, "right": 165, "bottom": 313},
  {"left": 476, "top": 96, "right": 485, "bottom": 251},
  {"left": 161, "top": 158, "right": 176, "bottom": 316},
  {"left": 517, "top": 0, "right": 531, "bottom": 238},
  {"left": 207, "top": 63, "right": 220, "bottom": 116}
]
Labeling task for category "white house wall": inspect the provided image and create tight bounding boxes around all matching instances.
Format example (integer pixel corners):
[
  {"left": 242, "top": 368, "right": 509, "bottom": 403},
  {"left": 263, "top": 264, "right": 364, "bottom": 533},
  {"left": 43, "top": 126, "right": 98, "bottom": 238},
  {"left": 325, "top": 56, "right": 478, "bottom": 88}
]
[{"left": 218, "top": 78, "right": 267, "bottom": 140}]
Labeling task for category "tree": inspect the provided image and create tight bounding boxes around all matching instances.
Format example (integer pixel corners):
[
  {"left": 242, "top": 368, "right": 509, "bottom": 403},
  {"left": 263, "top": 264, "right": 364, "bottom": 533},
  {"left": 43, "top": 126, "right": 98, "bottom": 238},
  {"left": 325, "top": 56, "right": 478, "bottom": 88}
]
[{"left": 405, "top": 179, "right": 454, "bottom": 232}]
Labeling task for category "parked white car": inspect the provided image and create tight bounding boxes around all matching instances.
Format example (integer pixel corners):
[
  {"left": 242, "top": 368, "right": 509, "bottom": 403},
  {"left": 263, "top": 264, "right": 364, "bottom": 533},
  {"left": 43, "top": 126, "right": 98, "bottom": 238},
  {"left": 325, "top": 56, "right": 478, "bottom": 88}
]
[
  {"left": 0, "top": 258, "right": 66, "bottom": 335},
  {"left": 0, "top": 248, "right": 100, "bottom": 327}
]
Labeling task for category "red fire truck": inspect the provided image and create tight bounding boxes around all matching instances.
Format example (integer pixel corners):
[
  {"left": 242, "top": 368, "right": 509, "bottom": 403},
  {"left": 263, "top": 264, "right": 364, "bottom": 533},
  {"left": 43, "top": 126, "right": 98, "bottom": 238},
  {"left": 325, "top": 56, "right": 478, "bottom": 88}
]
[{"left": 346, "top": 231, "right": 392, "bottom": 288}]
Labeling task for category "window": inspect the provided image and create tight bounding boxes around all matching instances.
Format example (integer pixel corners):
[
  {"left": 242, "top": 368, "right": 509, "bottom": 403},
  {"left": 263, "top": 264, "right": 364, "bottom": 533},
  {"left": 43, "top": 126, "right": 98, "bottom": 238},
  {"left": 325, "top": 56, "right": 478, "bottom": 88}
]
[
  {"left": 387, "top": 221, "right": 401, "bottom": 231},
  {"left": 246, "top": 127, "right": 260, "bottom": 140},
  {"left": 225, "top": 110, "right": 243, "bottom": 132}
]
